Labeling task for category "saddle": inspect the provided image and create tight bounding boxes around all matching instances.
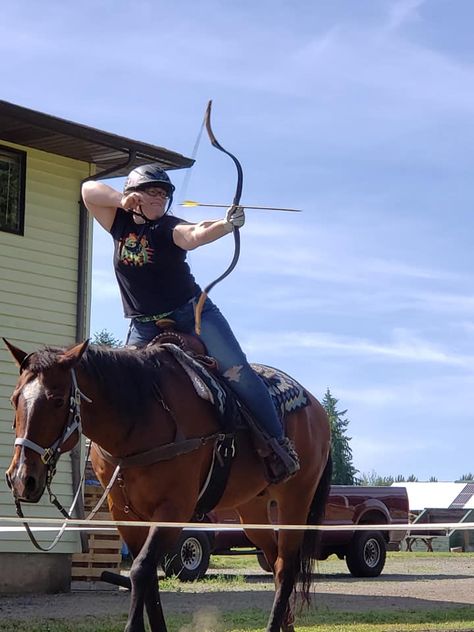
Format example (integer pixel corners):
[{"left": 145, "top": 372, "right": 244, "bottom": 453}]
[
  {"left": 144, "top": 319, "right": 305, "bottom": 504},
  {"left": 147, "top": 318, "right": 210, "bottom": 358},
  {"left": 146, "top": 318, "right": 260, "bottom": 437}
]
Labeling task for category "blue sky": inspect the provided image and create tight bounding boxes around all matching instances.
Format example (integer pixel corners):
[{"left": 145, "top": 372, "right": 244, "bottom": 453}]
[{"left": 2, "top": 0, "right": 474, "bottom": 481}]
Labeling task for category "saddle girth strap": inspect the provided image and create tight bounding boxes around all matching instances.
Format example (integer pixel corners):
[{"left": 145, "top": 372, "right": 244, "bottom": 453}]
[{"left": 194, "top": 434, "right": 236, "bottom": 517}]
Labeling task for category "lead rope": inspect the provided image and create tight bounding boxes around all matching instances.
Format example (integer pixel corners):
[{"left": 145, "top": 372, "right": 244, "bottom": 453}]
[
  {"left": 84, "top": 459, "right": 121, "bottom": 520},
  {"left": 15, "top": 441, "right": 92, "bottom": 552}
]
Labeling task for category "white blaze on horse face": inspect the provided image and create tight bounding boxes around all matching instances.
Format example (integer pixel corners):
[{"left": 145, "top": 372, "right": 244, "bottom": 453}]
[
  {"left": 22, "top": 378, "right": 43, "bottom": 419},
  {"left": 223, "top": 365, "right": 243, "bottom": 383},
  {"left": 17, "top": 378, "right": 44, "bottom": 465}
]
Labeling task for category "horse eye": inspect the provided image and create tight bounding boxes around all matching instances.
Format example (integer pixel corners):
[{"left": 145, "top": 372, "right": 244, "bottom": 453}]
[{"left": 53, "top": 397, "right": 65, "bottom": 408}]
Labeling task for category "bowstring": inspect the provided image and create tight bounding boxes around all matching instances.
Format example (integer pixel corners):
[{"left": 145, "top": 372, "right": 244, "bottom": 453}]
[{"left": 176, "top": 105, "right": 207, "bottom": 209}]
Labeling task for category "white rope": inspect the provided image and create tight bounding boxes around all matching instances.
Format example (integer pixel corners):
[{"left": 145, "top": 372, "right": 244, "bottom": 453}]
[{"left": 0, "top": 515, "right": 473, "bottom": 533}]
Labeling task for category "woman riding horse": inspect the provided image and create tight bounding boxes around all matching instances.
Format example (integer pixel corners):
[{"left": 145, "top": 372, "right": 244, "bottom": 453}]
[
  {"left": 5, "top": 338, "right": 332, "bottom": 632},
  {"left": 81, "top": 164, "right": 298, "bottom": 484}
]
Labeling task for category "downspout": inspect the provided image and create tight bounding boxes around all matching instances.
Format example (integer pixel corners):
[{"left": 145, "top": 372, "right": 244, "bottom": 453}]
[{"left": 72, "top": 151, "right": 136, "bottom": 553}]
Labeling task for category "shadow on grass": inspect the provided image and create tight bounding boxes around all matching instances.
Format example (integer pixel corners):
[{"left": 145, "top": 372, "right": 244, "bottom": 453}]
[{"left": 1, "top": 606, "right": 473, "bottom": 632}]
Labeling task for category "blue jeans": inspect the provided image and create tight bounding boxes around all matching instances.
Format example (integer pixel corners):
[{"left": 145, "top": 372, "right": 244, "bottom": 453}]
[{"left": 126, "top": 297, "right": 283, "bottom": 438}]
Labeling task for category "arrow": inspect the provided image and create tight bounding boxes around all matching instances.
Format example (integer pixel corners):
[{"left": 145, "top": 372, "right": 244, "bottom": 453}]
[{"left": 181, "top": 200, "right": 302, "bottom": 213}]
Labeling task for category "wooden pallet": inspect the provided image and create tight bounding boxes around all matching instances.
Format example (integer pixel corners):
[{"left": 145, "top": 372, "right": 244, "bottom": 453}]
[{"left": 71, "top": 482, "right": 123, "bottom": 583}]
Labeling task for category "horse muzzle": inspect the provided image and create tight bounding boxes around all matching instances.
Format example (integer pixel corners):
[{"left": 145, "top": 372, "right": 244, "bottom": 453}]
[{"left": 5, "top": 462, "right": 46, "bottom": 503}]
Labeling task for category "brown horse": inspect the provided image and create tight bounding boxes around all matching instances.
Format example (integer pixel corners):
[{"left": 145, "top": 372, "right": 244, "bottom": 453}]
[{"left": 4, "top": 339, "right": 331, "bottom": 632}]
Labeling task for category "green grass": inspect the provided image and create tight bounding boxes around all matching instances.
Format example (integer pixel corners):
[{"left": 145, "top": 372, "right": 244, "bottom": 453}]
[
  {"left": 1, "top": 608, "right": 473, "bottom": 632},
  {"left": 2, "top": 552, "right": 473, "bottom": 631},
  {"left": 209, "top": 553, "right": 261, "bottom": 571}
]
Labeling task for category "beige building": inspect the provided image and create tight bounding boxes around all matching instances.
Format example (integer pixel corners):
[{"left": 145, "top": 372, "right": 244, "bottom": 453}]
[{"left": 0, "top": 100, "right": 192, "bottom": 591}]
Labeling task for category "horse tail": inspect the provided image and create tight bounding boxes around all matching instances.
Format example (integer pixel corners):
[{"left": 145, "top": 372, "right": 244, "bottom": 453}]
[{"left": 299, "top": 451, "right": 333, "bottom": 605}]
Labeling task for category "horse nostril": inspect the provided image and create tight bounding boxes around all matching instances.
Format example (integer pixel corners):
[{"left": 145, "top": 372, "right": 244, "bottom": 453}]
[{"left": 25, "top": 476, "right": 37, "bottom": 494}]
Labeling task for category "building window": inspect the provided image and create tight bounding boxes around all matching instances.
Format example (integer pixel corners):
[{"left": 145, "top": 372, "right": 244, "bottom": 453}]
[{"left": 0, "top": 146, "right": 26, "bottom": 235}]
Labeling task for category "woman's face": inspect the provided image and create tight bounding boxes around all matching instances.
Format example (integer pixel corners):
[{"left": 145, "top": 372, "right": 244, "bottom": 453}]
[{"left": 138, "top": 186, "right": 169, "bottom": 220}]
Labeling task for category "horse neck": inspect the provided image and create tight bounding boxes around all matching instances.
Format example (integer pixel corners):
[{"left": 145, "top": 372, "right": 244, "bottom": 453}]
[
  {"left": 73, "top": 349, "right": 219, "bottom": 456},
  {"left": 72, "top": 366, "right": 135, "bottom": 453},
  {"left": 74, "top": 363, "right": 176, "bottom": 456}
]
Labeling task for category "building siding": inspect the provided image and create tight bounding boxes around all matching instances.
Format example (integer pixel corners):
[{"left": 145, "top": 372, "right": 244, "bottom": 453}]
[{"left": 0, "top": 141, "right": 92, "bottom": 554}]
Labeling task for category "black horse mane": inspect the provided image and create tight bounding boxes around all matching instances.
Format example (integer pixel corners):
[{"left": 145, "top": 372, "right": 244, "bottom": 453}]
[{"left": 27, "top": 344, "right": 167, "bottom": 420}]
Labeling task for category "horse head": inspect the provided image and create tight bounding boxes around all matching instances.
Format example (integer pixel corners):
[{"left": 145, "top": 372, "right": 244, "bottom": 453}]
[{"left": 4, "top": 339, "right": 89, "bottom": 503}]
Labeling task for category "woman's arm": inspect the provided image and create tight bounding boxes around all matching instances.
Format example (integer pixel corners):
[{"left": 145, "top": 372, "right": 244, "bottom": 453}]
[
  {"left": 81, "top": 181, "right": 123, "bottom": 232},
  {"left": 173, "top": 206, "right": 245, "bottom": 251},
  {"left": 173, "top": 219, "right": 233, "bottom": 250}
]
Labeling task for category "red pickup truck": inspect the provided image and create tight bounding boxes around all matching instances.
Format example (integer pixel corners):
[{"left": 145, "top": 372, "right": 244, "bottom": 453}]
[{"left": 164, "top": 485, "right": 409, "bottom": 581}]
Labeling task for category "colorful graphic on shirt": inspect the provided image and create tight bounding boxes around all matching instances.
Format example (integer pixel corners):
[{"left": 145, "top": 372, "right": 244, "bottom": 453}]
[{"left": 119, "top": 232, "right": 154, "bottom": 266}]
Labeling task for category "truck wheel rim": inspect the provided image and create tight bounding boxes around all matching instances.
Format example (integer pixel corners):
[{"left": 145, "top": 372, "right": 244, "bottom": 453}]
[
  {"left": 364, "top": 538, "right": 381, "bottom": 567},
  {"left": 181, "top": 538, "right": 203, "bottom": 570}
]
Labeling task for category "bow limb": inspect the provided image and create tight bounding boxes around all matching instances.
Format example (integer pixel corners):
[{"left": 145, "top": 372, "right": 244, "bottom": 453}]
[{"left": 194, "top": 100, "right": 244, "bottom": 334}]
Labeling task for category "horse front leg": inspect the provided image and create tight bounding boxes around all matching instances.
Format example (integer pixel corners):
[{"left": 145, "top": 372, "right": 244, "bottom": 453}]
[
  {"left": 143, "top": 572, "right": 166, "bottom": 632},
  {"left": 126, "top": 524, "right": 161, "bottom": 632},
  {"left": 125, "top": 522, "right": 181, "bottom": 632}
]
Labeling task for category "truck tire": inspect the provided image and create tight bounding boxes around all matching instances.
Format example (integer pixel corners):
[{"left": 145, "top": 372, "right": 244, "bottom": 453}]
[
  {"left": 163, "top": 531, "right": 211, "bottom": 582},
  {"left": 256, "top": 551, "right": 272, "bottom": 573},
  {"left": 346, "top": 531, "right": 386, "bottom": 577}
]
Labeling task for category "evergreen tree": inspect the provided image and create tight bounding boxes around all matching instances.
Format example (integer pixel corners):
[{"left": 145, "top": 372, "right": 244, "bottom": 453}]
[
  {"left": 458, "top": 473, "right": 474, "bottom": 481},
  {"left": 322, "top": 388, "right": 357, "bottom": 485},
  {"left": 358, "top": 470, "right": 394, "bottom": 486},
  {"left": 91, "top": 329, "right": 122, "bottom": 347},
  {"left": 429, "top": 476, "right": 438, "bottom": 482}
]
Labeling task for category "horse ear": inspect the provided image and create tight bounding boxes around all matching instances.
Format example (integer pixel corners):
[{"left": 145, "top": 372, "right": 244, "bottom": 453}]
[
  {"left": 3, "top": 338, "right": 28, "bottom": 368},
  {"left": 58, "top": 339, "right": 90, "bottom": 368}
]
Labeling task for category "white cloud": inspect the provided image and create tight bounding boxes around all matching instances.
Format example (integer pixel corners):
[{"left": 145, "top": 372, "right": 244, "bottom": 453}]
[
  {"left": 338, "top": 386, "right": 398, "bottom": 407},
  {"left": 385, "top": 0, "right": 425, "bottom": 32},
  {"left": 243, "top": 329, "right": 473, "bottom": 367}
]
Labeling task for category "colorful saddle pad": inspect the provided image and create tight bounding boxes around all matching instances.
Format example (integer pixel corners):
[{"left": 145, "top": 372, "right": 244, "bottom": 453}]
[{"left": 162, "top": 344, "right": 308, "bottom": 426}]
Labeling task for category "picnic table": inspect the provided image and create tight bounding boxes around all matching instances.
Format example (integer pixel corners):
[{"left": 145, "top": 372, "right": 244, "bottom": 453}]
[{"left": 405, "top": 535, "right": 437, "bottom": 552}]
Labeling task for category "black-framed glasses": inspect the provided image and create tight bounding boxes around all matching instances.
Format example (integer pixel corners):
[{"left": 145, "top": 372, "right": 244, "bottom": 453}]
[{"left": 141, "top": 187, "right": 168, "bottom": 199}]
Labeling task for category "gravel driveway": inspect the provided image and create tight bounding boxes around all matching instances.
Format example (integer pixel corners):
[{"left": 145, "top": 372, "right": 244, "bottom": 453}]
[{"left": 0, "top": 555, "right": 473, "bottom": 622}]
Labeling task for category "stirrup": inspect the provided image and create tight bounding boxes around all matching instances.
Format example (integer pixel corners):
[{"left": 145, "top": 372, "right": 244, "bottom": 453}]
[{"left": 263, "top": 437, "right": 300, "bottom": 485}]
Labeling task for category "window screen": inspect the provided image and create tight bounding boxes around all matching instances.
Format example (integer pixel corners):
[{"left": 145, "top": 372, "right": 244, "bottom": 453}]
[{"left": 0, "top": 146, "right": 26, "bottom": 235}]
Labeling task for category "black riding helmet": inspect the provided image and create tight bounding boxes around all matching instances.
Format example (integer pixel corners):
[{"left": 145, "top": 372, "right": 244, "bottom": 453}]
[{"left": 123, "top": 164, "right": 175, "bottom": 211}]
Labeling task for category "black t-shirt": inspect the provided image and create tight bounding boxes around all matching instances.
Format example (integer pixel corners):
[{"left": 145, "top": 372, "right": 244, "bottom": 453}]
[{"left": 110, "top": 209, "right": 201, "bottom": 318}]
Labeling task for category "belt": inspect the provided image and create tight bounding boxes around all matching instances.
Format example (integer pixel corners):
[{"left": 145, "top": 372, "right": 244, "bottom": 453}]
[
  {"left": 134, "top": 310, "right": 174, "bottom": 323},
  {"left": 133, "top": 294, "right": 200, "bottom": 324}
]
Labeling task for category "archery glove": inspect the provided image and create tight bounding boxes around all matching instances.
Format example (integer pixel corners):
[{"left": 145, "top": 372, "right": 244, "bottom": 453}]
[{"left": 225, "top": 205, "right": 245, "bottom": 229}]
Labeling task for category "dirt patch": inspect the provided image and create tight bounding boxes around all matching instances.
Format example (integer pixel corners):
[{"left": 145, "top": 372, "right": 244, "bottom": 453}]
[{"left": 0, "top": 555, "right": 473, "bottom": 622}]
